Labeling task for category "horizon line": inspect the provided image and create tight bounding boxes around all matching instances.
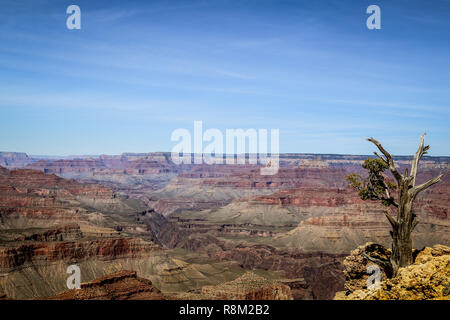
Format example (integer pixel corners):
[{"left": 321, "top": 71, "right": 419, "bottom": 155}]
[{"left": 1, "top": 151, "right": 450, "bottom": 159}]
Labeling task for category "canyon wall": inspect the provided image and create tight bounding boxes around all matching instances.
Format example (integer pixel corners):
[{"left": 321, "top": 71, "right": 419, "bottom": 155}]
[{"left": 1, "top": 152, "right": 448, "bottom": 299}]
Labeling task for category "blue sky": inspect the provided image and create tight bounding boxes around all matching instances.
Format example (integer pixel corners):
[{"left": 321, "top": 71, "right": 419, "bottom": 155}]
[{"left": 0, "top": 0, "right": 449, "bottom": 156}]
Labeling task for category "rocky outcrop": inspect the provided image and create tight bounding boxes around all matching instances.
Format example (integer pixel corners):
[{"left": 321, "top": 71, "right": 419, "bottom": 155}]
[
  {"left": 201, "top": 272, "right": 293, "bottom": 300},
  {"left": 335, "top": 243, "right": 450, "bottom": 300},
  {"left": 174, "top": 272, "right": 293, "bottom": 300},
  {"left": 335, "top": 242, "right": 392, "bottom": 295},
  {"left": 49, "top": 271, "right": 164, "bottom": 300}
]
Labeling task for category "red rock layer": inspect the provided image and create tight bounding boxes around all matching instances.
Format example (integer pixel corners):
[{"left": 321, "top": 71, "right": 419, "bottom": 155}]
[
  {"left": 0, "top": 237, "right": 160, "bottom": 269},
  {"left": 0, "top": 168, "right": 113, "bottom": 200},
  {"left": 0, "top": 168, "right": 114, "bottom": 223},
  {"left": 48, "top": 271, "right": 164, "bottom": 300}
]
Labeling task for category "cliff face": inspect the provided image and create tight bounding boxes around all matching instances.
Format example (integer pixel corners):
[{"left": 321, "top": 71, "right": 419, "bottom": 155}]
[
  {"left": 335, "top": 243, "right": 450, "bottom": 300},
  {"left": 49, "top": 271, "right": 164, "bottom": 300},
  {"left": 0, "top": 237, "right": 161, "bottom": 269}
]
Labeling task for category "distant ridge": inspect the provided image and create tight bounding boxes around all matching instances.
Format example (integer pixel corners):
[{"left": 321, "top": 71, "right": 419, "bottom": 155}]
[{"left": 1, "top": 151, "right": 449, "bottom": 168}]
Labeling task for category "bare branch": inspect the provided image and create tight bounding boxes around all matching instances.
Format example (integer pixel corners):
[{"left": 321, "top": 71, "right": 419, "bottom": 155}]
[
  {"left": 373, "top": 152, "right": 388, "bottom": 165},
  {"left": 410, "top": 133, "right": 430, "bottom": 187},
  {"left": 367, "top": 137, "right": 403, "bottom": 183},
  {"left": 411, "top": 174, "right": 443, "bottom": 199},
  {"left": 384, "top": 186, "right": 390, "bottom": 199},
  {"left": 384, "top": 210, "right": 398, "bottom": 228},
  {"left": 380, "top": 179, "right": 399, "bottom": 207}
]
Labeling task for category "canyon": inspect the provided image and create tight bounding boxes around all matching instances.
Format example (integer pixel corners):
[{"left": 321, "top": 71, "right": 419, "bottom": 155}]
[{"left": 0, "top": 151, "right": 448, "bottom": 299}]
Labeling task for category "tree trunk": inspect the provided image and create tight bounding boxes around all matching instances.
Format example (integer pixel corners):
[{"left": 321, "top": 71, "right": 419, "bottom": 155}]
[
  {"left": 390, "top": 182, "right": 413, "bottom": 276},
  {"left": 390, "top": 223, "right": 413, "bottom": 276}
]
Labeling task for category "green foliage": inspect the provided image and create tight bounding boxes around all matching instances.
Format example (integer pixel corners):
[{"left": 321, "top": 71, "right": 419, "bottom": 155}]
[
  {"left": 345, "top": 173, "right": 362, "bottom": 189},
  {"left": 357, "top": 188, "right": 370, "bottom": 200},
  {"left": 362, "top": 158, "right": 388, "bottom": 172},
  {"left": 346, "top": 157, "right": 397, "bottom": 207},
  {"left": 387, "top": 181, "right": 397, "bottom": 191}
]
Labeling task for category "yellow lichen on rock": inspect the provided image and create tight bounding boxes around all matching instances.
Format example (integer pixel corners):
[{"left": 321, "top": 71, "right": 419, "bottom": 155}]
[{"left": 335, "top": 244, "right": 450, "bottom": 300}]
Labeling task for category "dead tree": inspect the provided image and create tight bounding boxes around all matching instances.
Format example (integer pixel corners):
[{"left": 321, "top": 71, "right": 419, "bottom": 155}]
[{"left": 346, "top": 133, "right": 442, "bottom": 276}]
